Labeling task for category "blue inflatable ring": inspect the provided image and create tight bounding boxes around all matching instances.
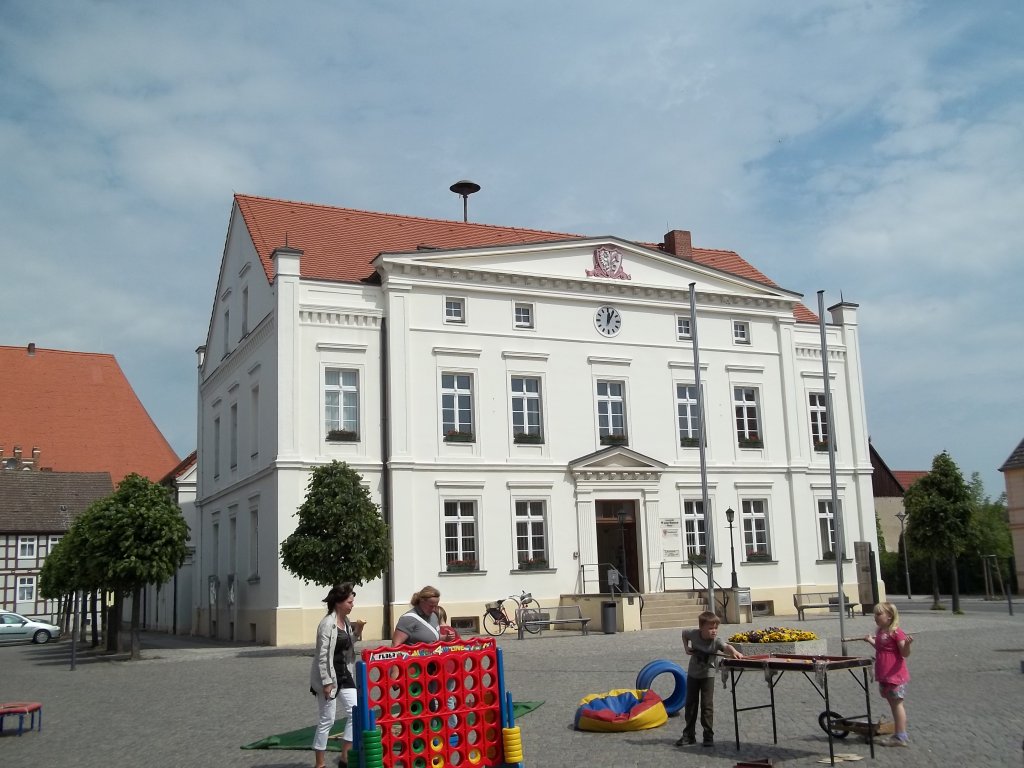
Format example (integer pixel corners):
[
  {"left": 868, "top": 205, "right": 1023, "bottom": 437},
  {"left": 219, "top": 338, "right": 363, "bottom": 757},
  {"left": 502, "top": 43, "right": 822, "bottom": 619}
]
[{"left": 636, "top": 659, "right": 687, "bottom": 715}]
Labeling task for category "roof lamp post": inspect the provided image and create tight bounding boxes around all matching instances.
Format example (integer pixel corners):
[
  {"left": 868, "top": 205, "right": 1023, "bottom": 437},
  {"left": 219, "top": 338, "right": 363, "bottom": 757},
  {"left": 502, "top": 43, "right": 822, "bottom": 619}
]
[
  {"left": 725, "top": 507, "right": 738, "bottom": 589},
  {"left": 896, "top": 511, "right": 912, "bottom": 599}
]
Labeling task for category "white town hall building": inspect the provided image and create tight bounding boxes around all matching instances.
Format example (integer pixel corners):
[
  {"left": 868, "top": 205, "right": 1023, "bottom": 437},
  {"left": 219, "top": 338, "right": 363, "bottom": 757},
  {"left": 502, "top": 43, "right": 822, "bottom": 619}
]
[{"left": 193, "top": 193, "right": 878, "bottom": 645}]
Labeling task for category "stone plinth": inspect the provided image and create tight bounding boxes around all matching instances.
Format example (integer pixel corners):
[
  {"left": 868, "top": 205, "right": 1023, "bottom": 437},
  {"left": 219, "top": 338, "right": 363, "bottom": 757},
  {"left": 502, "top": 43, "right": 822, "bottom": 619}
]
[{"left": 732, "top": 638, "right": 828, "bottom": 657}]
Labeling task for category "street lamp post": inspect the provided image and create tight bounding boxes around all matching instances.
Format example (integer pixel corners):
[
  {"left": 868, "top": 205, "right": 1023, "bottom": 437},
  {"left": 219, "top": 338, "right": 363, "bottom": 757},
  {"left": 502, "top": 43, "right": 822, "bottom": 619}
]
[
  {"left": 896, "top": 511, "right": 911, "bottom": 599},
  {"left": 725, "top": 507, "right": 738, "bottom": 589},
  {"left": 616, "top": 508, "right": 628, "bottom": 592}
]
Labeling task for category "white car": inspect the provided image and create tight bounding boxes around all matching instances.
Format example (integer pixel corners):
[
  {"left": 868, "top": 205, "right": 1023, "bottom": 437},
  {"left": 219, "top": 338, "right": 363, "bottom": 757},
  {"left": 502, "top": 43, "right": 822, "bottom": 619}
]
[{"left": 0, "top": 611, "right": 62, "bottom": 644}]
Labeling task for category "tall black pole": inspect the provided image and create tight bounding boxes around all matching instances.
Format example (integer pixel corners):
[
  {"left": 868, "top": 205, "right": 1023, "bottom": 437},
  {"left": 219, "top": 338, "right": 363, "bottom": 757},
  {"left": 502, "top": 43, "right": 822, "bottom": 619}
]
[
  {"left": 727, "top": 509, "right": 738, "bottom": 589},
  {"left": 897, "top": 512, "right": 911, "bottom": 599}
]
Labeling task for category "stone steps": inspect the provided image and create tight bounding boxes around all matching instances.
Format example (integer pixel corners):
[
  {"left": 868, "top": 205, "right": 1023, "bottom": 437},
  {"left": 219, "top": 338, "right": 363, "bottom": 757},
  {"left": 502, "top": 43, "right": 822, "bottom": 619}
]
[{"left": 640, "top": 591, "right": 708, "bottom": 630}]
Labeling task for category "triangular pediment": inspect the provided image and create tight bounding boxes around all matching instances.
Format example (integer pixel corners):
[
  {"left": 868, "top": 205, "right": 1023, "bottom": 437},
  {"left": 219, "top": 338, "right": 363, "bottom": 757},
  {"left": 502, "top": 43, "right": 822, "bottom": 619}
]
[
  {"left": 376, "top": 237, "right": 801, "bottom": 304},
  {"left": 569, "top": 446, "right": 667, "bottom": 473}
]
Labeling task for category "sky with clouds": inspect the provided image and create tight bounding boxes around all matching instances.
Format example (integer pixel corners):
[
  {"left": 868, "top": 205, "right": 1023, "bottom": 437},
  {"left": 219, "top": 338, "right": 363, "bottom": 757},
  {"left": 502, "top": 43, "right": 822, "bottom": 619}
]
[{"left": 2, "top": 1, "right": 1021, "bottom": 495}]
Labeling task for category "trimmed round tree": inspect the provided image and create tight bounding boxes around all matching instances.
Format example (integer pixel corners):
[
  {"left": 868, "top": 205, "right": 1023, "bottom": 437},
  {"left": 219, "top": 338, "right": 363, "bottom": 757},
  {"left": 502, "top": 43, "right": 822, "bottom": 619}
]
[{"left": 280, "top": 461, "right": 391, "bottom": 586}]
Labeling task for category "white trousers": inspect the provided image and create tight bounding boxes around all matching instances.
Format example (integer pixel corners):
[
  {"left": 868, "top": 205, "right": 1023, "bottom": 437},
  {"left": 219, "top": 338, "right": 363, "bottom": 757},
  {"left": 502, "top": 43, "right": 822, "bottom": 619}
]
[{"left": 313, "top": 686, "right": 358, "bottom": 751}]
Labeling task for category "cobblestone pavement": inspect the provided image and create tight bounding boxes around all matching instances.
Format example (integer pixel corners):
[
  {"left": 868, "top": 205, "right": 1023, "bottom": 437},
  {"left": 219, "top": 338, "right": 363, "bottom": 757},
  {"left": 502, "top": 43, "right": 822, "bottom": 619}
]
[{"left": 1, "top": 596, "right": 1021, "bottom": 767}]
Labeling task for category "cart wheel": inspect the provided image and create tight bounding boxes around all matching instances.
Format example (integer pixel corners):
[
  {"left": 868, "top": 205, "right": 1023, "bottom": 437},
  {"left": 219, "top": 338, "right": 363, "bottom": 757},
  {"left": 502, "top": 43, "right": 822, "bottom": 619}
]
[{"left": 818, "top": 710, "right": 851, "bottom": 739}]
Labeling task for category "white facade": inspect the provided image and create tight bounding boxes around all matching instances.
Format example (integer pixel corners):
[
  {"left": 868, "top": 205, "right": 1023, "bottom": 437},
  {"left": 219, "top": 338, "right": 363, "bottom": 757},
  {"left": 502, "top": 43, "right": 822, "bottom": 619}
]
[{"left": 194, "top": 209, "right": 878, "bottom": 646}]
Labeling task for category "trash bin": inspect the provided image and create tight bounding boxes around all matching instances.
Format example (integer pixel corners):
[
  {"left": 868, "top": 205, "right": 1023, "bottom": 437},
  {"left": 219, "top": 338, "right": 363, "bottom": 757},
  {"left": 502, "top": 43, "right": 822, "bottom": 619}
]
[{"left": 601, "top": 601, "right": 617, "bottom": 634}]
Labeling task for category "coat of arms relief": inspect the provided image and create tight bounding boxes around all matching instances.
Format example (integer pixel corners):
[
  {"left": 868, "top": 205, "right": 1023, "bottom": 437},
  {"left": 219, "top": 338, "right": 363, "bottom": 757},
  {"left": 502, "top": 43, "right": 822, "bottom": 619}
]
[{"left": 586, "top": 246, "right": 631, "bottom": 280}]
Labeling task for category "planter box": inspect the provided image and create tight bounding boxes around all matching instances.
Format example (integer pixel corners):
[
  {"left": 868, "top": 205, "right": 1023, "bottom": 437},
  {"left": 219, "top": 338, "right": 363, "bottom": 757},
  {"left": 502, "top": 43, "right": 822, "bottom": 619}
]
[{"left": 733, "top": 638, "right": 827, "bottom": 657}]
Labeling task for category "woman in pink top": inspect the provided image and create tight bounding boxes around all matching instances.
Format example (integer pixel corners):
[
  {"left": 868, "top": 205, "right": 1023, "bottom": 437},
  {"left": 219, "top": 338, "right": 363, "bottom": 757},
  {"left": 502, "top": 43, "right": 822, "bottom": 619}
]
[{"left": 863, "top": 602, "right": 914, "bottom": 747}]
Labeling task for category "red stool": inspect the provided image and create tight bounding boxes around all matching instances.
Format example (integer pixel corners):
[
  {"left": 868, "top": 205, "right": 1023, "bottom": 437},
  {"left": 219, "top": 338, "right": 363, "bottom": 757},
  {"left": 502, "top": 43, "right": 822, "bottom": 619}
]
[{"left": 0, "top": 702, "right": 42, "bottom": 735}]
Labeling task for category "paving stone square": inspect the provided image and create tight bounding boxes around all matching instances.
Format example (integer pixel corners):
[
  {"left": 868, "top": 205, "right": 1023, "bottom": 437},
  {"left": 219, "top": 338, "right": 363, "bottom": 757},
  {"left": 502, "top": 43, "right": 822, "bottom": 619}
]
[{"left": 1, "top": 597, "right": 1020, "bottom": 767}]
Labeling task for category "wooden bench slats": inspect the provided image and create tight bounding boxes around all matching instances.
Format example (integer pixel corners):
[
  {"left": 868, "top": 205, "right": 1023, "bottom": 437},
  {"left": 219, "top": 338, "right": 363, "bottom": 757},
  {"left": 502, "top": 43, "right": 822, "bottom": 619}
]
[
  {"left": 792, "top": 592, "right": 858, "bottom": 620},
  {"left": 516, "top": 604, "right": 591, "bottom": 639}
]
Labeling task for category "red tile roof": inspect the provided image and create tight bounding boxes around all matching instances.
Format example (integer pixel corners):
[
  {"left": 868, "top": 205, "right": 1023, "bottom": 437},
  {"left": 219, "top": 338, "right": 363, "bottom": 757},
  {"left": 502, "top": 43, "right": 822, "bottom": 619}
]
[
  {"left": 235, "top": 194, "right": 817, "bottom": 322},
  {"left": 0, "top": 346, "right": 180, "bottom": 484},
  {"left": 893, "top": 471, "right": 928, "bottom": 492}
]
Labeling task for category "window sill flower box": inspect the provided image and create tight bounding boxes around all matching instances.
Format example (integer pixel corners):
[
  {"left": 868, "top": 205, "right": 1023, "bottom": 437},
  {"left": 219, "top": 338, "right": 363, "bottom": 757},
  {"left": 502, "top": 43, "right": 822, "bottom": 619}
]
[
  {"left": 737, "top": 436, "right": 764, "bottom": 449},
  {"left": 327, "top": 429, "right": 359, "bottom": 442},
  {"left": 687, "top": 553, "right": 707, "bottom": 565},
  {"left": 513, "top": 433, "right": 544, "bottom": 445},
  {"left": 745, "top": 551, "right": 772, "bottom": 563},
  {"left": 446, "top": 560, "right": 478, "bottom": 573},
  {"left": 679, "top": 437, "right": 700, "bottom": 448},
  {"left": 516, "top": 558, "right": 548, "bottom": 571},
  {"left": 821, "top": 550, "right": 836, "bottom": 561},
  {"left": 444, "top": 431, "right": 475, "bottom": 443},
  {"left": 601, "top": 433, "right": 629, "bottom": 446},
  {"left": 813, "top": 441, "right": 830, "bottom": 453}
]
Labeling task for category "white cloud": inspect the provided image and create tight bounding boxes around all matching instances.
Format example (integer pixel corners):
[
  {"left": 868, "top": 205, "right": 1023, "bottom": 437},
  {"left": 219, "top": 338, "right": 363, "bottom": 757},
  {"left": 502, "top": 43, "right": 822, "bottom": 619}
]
[{"left": 1, "top": 0, "right": 1020, "bottom": 494}]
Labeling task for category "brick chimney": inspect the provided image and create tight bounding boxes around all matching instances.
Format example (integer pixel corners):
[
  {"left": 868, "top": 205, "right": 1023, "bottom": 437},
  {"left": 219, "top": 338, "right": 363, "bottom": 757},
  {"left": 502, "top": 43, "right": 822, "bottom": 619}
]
[{"left": 663, "top": 230, "right": 692, "bottom": 260}]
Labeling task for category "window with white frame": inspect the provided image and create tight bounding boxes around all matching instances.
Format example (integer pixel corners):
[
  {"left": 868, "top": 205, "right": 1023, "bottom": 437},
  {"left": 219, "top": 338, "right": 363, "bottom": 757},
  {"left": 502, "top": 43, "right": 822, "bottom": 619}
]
[
  {"left": 48, "top": 535, "right": 62, "bottom": 553},
  {"left": 443, "top": 500, "right": 478, "bottom": 570},
  {"left": 809, "top": 392, "right": 830, "bottom": 451},
  {"left": 683, "top": 500, "right": 707, "bottom": 560},
  {"left": 676, "top": 383, "right": 701, "bottom": 446},
  {"left": 241, "top": 286, "right": 249, "bottom": 336},
  {"left": 17, "top": 576, "right": 35, "bottom": 602},
  {"left": 325, "top": 368, "right": 360, "bottom": 440},
  {"left": 513, "top": 302, "right": 534, "bottom": 329},
  {"left": 441, "top": 373, "right": 475, "bottom": 439},
  {"left": 18, "top": 536, "right": 36, "bottom": 559},
  {"left": 444, "top": 297, "right": 466, "bottom": 324},
  {"left": 223, "top": 309, "right": 230, "bottom": 356},
  {"left": 741, "top": 499, "right": 771, "bottom": 559},
  {"left": 734, "top": 387, "right": 762, "bottom": 446},
  {"left": 229, "top": 403, "right": 238, "bottom": 469},
  {"left": 250, "top": 385, "right": 260, "bottom": 458},
  {"left": 229, "top": 509, "right": 238, "bottom": 576},
  {"left": 511, "top": 376, "right": 543, "bottom": 442},
  {"left": 733, "top": 320, "right": 750, "bottom": 344},
  {"left": 596, "top": 380, "right": 627, "bottom": 442},
  {"left": 249, "top": 505, "right": 259, "bottom": 578},
  {"left": 817, "top": 499, "right": 843, "bottom": 559},
  {"left": 514, "top": 500, "right": 548, "bottom": 568},
  {"left": 676, "top": 314, "right": 692, "bottom": 340},
  {"left": 213, "top": 416, "right": 221, "bottom": 478}
]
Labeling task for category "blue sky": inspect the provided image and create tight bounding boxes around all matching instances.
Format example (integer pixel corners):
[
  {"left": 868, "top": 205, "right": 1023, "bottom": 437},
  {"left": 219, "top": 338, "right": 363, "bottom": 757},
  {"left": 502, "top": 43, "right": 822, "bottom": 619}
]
[{"left": 2, "top": 1, "right": 1021, "bottom": 496}]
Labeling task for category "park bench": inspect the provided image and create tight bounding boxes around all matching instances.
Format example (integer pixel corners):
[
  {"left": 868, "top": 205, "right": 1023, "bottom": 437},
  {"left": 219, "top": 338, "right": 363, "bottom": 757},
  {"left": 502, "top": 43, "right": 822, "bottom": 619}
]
[
  {"left": 516, "top": 604, "right": 591, "bottom": 639},
  {"left": 793, "top": 591, "right": 859, "bottom": 620}
]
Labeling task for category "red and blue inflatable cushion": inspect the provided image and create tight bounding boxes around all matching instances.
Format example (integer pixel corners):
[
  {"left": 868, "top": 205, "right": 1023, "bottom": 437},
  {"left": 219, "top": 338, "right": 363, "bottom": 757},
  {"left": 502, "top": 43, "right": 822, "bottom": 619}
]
[{"left": 573, "top": 688, "right": 668, "bottom": 732}]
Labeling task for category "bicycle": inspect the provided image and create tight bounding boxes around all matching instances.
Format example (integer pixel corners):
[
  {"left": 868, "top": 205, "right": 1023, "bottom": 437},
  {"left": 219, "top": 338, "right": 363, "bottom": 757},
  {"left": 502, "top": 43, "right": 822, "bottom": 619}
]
[{"left": 482, "top": 590, "right": 542, "bottom": 636}]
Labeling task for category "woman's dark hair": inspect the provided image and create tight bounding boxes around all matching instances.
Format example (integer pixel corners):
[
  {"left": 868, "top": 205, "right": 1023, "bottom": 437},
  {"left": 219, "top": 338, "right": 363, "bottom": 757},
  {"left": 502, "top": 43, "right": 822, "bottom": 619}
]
[{"left": 324, "top": 582, "right": 356, "bottom": 613}]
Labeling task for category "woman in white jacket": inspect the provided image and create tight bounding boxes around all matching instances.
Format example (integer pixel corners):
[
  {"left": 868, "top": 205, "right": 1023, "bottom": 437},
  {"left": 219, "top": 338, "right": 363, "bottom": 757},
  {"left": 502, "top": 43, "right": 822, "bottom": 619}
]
[{"left": 309, "top": 583, "right": 358, "bottom": 768}]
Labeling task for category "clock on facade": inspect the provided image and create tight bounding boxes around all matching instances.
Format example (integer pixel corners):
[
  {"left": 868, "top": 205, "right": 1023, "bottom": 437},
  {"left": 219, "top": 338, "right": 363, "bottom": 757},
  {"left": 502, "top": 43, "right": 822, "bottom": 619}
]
[{"left": 594, "top": 305, "right": 622, "bottom": 337}]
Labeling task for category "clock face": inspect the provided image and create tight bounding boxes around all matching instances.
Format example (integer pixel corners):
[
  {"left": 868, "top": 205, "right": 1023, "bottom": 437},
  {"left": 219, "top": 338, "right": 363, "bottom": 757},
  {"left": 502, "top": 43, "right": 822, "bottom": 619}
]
[{"left": 594, "top": 305, "right": 622, "bottom": 337}]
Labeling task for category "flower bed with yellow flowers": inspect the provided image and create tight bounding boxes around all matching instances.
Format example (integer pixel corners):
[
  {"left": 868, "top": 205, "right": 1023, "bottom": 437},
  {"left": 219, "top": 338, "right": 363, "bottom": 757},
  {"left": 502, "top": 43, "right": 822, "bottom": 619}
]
[
  {"left": 728, "top": 626, "right": 826, "bottom": 657},
  {"left": 729, "top": 627, "right": 818, "bottom": 644}
]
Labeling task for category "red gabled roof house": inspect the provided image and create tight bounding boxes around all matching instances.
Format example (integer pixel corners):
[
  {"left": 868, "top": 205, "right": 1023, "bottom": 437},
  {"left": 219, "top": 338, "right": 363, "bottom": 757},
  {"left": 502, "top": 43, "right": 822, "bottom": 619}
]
[{"left": 0, "top": 345, "right": 180, "bottom": 484}]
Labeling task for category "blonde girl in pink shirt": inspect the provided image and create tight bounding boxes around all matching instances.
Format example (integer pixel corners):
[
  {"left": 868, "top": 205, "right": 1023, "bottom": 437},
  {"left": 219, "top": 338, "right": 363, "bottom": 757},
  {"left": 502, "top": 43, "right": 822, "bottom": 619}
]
[{"left": 863, "top": 602, "right": 914, "bottom": 747}]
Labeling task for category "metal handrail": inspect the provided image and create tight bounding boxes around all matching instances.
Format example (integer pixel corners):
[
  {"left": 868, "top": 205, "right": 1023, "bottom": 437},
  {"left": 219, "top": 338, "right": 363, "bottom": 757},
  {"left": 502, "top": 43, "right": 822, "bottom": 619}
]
[{"left": 659, "top": 559, "right": 731, "bottom": 616}]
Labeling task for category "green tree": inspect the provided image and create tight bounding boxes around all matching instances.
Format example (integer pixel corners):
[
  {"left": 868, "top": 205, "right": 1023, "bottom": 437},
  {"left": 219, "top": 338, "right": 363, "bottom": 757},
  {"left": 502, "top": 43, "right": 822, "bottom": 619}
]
[
  {"left": 280, "top": 461, "right": 391, "bottom": 587},
  {"left": 904, "top": 451, "right": 972, "bottom": 612},
  {"left": 965, "top": 474, "right": 1012, "bottom": 596},
  {"left": 74, "top": 474, "right": 189, "bottom": 658}
]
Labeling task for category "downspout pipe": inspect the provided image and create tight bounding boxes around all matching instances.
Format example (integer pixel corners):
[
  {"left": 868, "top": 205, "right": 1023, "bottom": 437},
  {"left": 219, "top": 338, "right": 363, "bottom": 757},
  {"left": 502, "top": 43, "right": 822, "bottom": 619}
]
[{"left": 380, "top": 316, "right": 394, "bottom": 636}]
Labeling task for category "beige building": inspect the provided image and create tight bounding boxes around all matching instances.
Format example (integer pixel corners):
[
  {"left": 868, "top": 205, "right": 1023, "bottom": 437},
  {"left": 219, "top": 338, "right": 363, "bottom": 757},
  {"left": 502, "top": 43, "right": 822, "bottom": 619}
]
[{"left": 999, "top": 437, "right": 1024, "bottom": 593}]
